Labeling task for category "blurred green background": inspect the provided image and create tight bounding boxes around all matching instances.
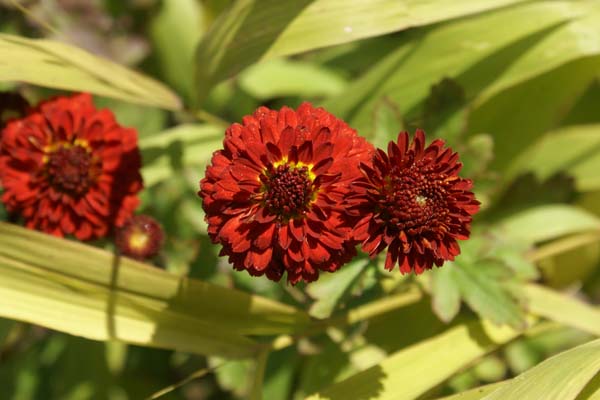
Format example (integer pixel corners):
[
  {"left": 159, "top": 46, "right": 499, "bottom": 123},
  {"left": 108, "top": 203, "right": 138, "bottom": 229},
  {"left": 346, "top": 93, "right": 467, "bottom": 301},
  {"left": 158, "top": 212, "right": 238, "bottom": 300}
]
[{"left": 1, "top": 0, "right": 600, "bottom": 399}]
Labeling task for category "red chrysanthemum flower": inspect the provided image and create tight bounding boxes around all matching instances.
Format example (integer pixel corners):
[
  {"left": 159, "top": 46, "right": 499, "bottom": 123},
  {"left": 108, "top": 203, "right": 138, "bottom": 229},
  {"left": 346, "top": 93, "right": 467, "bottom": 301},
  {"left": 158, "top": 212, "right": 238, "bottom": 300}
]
[
  {"left": 116, "top": 215, "right": 164, "bottom": 260},
  {"left": 0, "top": 93, "right": 143, "bottom": 240},
  {"left": 199, "top": 103, "right": 374, "bottom": 284},
  {"left": 345, "top": 130, "right": 480, "bottom": 273}
]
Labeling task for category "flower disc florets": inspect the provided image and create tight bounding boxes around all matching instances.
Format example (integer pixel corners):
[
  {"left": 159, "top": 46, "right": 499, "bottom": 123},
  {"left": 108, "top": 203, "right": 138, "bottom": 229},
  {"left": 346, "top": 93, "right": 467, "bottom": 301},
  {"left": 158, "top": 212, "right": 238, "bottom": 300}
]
[
  {"left": 199, "top": 103, "right": 374, "bottom": 284},
  {"left": 345, "top": 130, "right": 480, "bottom": 273}
]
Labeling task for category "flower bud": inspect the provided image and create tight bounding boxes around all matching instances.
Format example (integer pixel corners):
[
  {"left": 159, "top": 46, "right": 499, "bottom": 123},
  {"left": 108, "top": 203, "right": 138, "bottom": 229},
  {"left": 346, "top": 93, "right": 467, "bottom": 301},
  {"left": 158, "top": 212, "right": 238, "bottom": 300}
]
[{"left": 116, "top": 215, "right": 164, "bottom": 260}]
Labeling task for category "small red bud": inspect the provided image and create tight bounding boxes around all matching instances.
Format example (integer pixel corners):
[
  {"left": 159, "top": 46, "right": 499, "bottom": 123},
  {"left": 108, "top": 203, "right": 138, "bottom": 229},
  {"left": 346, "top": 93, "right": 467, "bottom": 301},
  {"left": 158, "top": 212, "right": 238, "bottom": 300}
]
[{"left": 115, "top": 215, "right": 164, "bottom": 260}]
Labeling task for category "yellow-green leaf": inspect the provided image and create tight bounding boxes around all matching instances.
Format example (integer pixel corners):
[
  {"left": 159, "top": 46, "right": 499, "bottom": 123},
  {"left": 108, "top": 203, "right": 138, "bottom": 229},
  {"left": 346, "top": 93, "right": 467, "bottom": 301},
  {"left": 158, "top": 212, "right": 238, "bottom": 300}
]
[
  {"left": 483, "top": 338, "right": 600, "bottom": 400},
  {"left": 0, "top": 34, "right": 181, "bottom": 110},
  {"left": 193, "top": 0, "right": 530, "bottom": 105},
  {"left": 436, "top": 381, "right": 507, "bottom": 400},
  {"left": 139, "top": 123, "right": 223, "bottom": 186},
  {"left": 525, "top": 284, "right": 600, "bottom": 336},
  {"left": 325, "top": 1, "right": 584, "bottom": 134},
  {"left": 498, "top": 205, "right": 600, "bottom": 244},
  {"left": 0, "top": 223, "right": 310, "bottom": 358},
  {"left": 508, "top": 124, "right": 600, "bottom": 192},
  {"left": 307, "top": 318, "right": 530, "bottom": 400}
]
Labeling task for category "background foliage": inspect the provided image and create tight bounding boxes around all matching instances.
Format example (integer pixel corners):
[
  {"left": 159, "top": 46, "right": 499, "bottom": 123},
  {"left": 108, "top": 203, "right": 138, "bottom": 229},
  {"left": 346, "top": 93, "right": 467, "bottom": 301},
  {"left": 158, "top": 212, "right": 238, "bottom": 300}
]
[{"left": 1, "top": 0, "right": 600, "bottom": 399}]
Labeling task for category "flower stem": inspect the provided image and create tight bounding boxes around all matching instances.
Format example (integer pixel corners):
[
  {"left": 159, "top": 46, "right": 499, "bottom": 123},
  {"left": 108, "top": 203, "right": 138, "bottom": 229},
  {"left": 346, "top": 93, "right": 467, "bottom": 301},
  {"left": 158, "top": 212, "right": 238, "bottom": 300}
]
[
  {"left": 268, "top": 285, "right": 423, "bottom": 351},
  {"left": 528, "top": 231, "right": 600, "bottom": 262},
  {"left": 193, "top": 109, "right": 230, "bottom": 128}
]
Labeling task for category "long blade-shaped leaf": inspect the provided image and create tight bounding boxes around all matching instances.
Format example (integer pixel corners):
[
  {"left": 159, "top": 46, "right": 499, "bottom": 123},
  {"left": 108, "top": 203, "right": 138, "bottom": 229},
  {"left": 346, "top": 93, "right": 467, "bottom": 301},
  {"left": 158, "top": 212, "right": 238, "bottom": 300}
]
[
  {"left": 525, "top": 284, "right": 600, "bottom": 336},
  {"left": 324, "top": 1, "right": 585, "bottom": 133},
  {"left": 483, "top": 338, "right": 600, "bottom": 400},
  {"left": 498, "top": 205, "right": 600, "bottom": 244},
  {"left": 0, "top": 223, "right": 309, "bottom": 337},
  {"left": 0, "top": 34, "right": 181, "bottom": 110},
  {"left": 306, "top": 318, "right": 530, "bottom": 400},
  {"left": 193, "top": 0, "right": 530, "bottom": 104},
  {"left": 0, "top": 254, "right": 257, "bottom": 358}
]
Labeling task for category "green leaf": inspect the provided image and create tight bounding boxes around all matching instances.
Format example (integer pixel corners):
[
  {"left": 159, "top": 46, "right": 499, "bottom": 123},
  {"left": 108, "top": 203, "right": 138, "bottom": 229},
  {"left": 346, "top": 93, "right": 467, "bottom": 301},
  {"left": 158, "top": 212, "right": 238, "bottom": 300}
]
[
  {"left": 577, "top": 373, "right": 600, "bottom": 400},
  {"left": 150, "top": 0, "right": 205, "bottom": 102},
  {"left": 435, "top": 382, "right": 508, "bottom": 400},
  {"left": 139, "top": 123, "right": 223, "bottom": 187},
  {"left": 0, "top": 318, "right": 14, "bottom": 346},
  {"left": 210, "top": 357, "right": 253, "bottom": 397},
  {"left": 429, "top": 235, "right": 528, "bottom": 328},
  {"left": 525, "top": 284, "right": 600, "bottom": 336},
  {"left": 509, "top": 124, "right": 600, "bottom": 192},
  {"left": 307, "top": 258, "right": 369, "bottom": 319},
  {"left": 459, "top": 134, "right": 495, "bottom": 179},
  {"left": 238, "top": 58, "right": 347, "bottom": 99},
  {"left": 452, "top": 260, "right": 525, "bottom": 328},
  {"left": 421, "top": 77, "right": 468, "bottom": 139},
  {"left": 0, "top": 222, "right": 310, "bottom": 358},
  {"left": 325, "top": 1, "right": 584, "bottom": 135},
  {"left": 193, "top": 0, "right": 531, "bottom": 105},
  {"left": 498, "top": 205, "right": 600, "bottom": 244},
  {"left": 474, "top": 2, "right": 600, "bottom": 107},
  {"left": 306, "top": 318, "right": 530, "bottom": 400},
  {"left": 262, "top": 347, "right": 298, "bottom": 400},
  {"left": 483, "top": 338, "right": 600, "bottom": 400},
  {"left": 536, "top": 233, "right": 600, "bottom": 288},
  {"left": 249, "top": 350, "right": 269, "bottom": 400},
  {"left": 371, "top": 97, "right": 405, "bottom": 149},
  {"left": 430, "top": 265, "right": 461, "bottom": 323},
  {"left": 469, "top": 56, "right": 600, "bottom": 173},
  {"left": 0, "top": 34, "right": 181, "bottom": 110}
]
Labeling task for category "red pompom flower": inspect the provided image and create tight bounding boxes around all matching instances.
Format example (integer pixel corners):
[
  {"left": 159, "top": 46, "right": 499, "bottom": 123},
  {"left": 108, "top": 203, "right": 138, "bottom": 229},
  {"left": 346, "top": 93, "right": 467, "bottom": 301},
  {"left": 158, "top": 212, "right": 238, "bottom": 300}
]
[
  {"left": 0, "top": 93, "right": 143, "bottom": 240},
  {"left": 200, "top": 103, "right": 374, "bottom": 284},
  {"left": 346, "top": 130, "right": 480, "bottom": 274}
]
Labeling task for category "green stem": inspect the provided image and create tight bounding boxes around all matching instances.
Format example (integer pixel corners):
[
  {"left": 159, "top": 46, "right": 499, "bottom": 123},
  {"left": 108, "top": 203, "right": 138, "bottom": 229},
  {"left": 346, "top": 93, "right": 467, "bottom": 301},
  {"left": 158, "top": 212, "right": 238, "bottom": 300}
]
[
  {"left": 193, "top": 109, "right": 230, "bottom": 128},
  {"left": 529, "top": 231, "right": 600, "bottom": 262},
  {"left": 10, "top": 0, "right": 59, "bottom": 35},
  {"left": 268, "top": 285, "right": 423, "bottom": 351},
  {"left": 145, "top": 363, "right": 224, "bottom": 400},
  {"left": 248, "top": 349, "right": 269, "bottom": 400}
]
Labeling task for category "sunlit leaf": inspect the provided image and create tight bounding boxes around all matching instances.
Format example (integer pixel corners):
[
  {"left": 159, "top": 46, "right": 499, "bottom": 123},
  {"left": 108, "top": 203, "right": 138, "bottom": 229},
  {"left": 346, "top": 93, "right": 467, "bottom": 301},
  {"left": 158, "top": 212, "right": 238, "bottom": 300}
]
[
  {"left": 498, "top": 205, "right": 600, "bottom": 244},
  {"left": 475, "top": 2, "right": 600, "bottom": 106},
  {"left": 307, "top": 318, "right": 531, "bottom": 400},
  {"left": 435, "top": 382, "right": 509, "bottom": 400},
  {"left": 325, "top": 1, "right": 585, "bottom": 135},
  {"left": 238, "top": 58, "right": 347, "bottom": 99},
  {"left": 510, "top": 124, "right": 600, "bottom": 192},
  {"left": 577, "top": 373, "right": 600, "bottom": 400},
  {"left": 139, "top": 123, "right": 223, "bottom": 186},
  {"left": 430, "top": 235, "right": 530, "bottom": 327},
  {"left": 0, "top": 222, "right": 310, "bottom": 358},
  {"left": 0, "top": 34, "right": 181, "bottom": 110},
  {"left": 193, "top": 0, "right": 531, "bottom": 105},
  {"left": 483, "top": 338, "right": 600, "bottom": 400},
  {"left": 307, "top": 258, "right": 369, "bottom": 319},
  {"left": 430, "top": 265, "right": 461, "bottom": 323},
  {"left": 150, "top": 0, "right": 205, "bottom": 102},
  {"left": 469, "top": 57, "right": 600, "bottom": 173},
  {"left": 525, "top": 284, "right": 600, "bottom": 337}
]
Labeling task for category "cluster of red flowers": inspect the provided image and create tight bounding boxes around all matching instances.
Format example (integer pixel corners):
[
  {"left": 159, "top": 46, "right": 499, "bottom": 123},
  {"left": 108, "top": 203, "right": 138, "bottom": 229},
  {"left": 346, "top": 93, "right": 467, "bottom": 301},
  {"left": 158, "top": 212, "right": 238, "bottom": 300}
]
[
  {"left": 0, "top": 93, "right": 478, "bottom": 278},
  {"left": 200, "top": 103, "right": 479, "bottom": 284},
  {"left": 0, "top": 92, "right": 163, "bottom": 260}
]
